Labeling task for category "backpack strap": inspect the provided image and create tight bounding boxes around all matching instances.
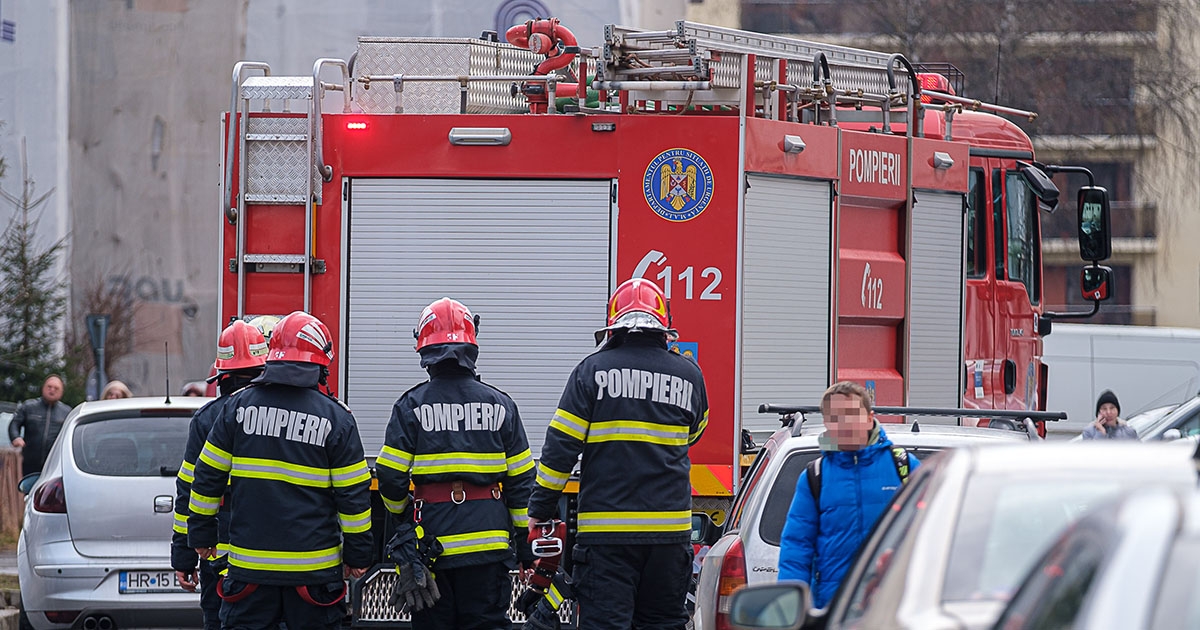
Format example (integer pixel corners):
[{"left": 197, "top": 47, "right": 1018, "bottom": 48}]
[
  {"left": 805, "top": 457, "right": 823, "bottom": 508},
  {"left": 891, "top": 447, "right": 911, "bottom": 485}
]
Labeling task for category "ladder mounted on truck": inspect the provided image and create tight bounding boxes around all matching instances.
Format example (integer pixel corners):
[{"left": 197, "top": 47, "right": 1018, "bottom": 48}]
[
  {"left": 221, "top": 19, "right": 1040, "bottom": 319},
  {"left": 221, "top": 60, "right": 351, "bottom": 316}
]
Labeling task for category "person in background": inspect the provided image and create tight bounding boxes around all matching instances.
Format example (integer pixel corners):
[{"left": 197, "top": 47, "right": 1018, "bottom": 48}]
[
  {"left": 1081, "top": 390, "right": 1138, "bottom": 440},
  {"left": 777, "top": 381, "right": 920, "bottom": 609},
  {"left": 7, "top": 374, "right": 73, "bottom": 476},
  {"left": 101, "top": 380, "right": 133, "bottom": 400},
  {"left": 181, "top": 381, "right": 207, "bottom": 397}
]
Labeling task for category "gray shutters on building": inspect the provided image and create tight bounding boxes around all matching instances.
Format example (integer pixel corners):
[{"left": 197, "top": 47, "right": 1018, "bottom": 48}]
[
  {"left": 345, "top": 179, "right": 612, "bottom": 456},
  {"left": 908, "top": 190, "right": 966, "bottom": 408},
  {"left": 741, "top": 175, "right": 833, "bottom": 433}
]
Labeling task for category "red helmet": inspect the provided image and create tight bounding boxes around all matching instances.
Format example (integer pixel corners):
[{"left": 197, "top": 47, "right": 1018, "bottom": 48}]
[
  {"left": 268, "top": 311, "right": 334, "bottom": 366},
  {"left": 415, "top": 298, "right": 478, "bottom": 350},
  {"left": 214, "top": 320, "right": 269, "bottom": 371},
  {"left": 594, "top": 278, "right": 674, "bottom": 344}
]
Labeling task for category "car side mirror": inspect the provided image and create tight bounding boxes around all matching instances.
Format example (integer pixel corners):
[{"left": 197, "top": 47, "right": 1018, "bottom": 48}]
[
  {"left": 1018, "top": 162, "right": 1060, "bottom": 211},
  {"left": 1163, "top": 428, "right": 1182, "bottom": 441},
  {"left": 692, "top": 512, "right": 717, "bottom": 545},
  {"left": 729, "top": 582, "right": 812, "bottom": 630},
  {"left": 18, "top": 472, "right": 40, "bottom": 495},
  {"left": 1077, "top": 186, "right": 1112, "bottom": 262},
  {"left": 1080, "top": 266, "right": 1113, "bottom": 302}
]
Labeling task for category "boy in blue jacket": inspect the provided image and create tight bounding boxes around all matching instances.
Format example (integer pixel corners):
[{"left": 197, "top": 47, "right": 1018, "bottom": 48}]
[{"left": 778, "top": 381, "right": 920, "bottom": 608}]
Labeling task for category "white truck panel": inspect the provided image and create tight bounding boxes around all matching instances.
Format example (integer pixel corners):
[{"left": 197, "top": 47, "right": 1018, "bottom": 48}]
[{"left": 1043, "top": 323, "right": 1200, "bottom": 429}]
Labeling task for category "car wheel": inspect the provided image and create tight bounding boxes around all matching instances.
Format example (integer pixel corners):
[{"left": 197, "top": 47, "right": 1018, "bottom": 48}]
[{"left": 18, "top": 603, "right": 34, "bottom": 630}]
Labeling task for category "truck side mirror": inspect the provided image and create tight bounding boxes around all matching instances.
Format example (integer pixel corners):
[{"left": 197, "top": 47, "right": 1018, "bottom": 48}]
[
  {"left": 1018, "top": 162, "right": 1059, "bottom": 211},
  {"left": 1080, "top": 266, "right": 1113, "bottom": 302},
  {"left": 1077, "top": 186, "right": 1112, "bottom": 262}
]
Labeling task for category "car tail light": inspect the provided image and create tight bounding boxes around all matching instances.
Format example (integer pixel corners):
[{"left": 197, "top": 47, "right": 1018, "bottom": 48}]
[
  {"left": 714, "top": 537, "right": 747, "bottom": 630},
  {"left": 43, "top": 611, "right": 81, "bottom": 623},
  {"left": 33, "top": 476, "right": 67, "bottom": 513}
]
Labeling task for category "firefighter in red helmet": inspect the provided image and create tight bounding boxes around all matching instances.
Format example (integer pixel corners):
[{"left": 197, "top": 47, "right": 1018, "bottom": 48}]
[
  {"left": 171, "top": 319, "right": 268, "bottom": 630},
  {"left": 377, "top": 297, "right": 536, "bottom": 629},
  {"left": 188, "top": 311, "right": 372, "bottom": 630},
  {"left": 525, "top": 278, "right": 709, "bottom": 630}
]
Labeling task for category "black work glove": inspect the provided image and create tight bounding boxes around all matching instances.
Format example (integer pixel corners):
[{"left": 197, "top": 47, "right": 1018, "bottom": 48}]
[
  {"left": 513, "top": 530, "right": 536, "bottom": 570},
  {"left": 388, "top": 561, "right": 440, "bottom": 613},
  {"left": 523, "top": 599, "right": 561, "bottom": 630},
  {"left": 517, "top": 585, "right": 542, "bottom": 616}
]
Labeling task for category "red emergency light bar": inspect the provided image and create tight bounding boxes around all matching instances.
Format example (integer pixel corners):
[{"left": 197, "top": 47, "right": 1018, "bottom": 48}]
[{"left": 346, "top": 121, "right": 368, "bottom": 130}]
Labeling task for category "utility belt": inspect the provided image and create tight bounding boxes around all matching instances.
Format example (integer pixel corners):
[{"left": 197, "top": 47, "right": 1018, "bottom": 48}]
[{"left": 413, "top": 481, "right": 502, "bottom": 505}]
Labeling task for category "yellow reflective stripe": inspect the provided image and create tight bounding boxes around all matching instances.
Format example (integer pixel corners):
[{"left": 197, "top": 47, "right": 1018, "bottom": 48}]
[
  {"left": 199, "top": 442, "right": 232, "bottom": 472},
  {"left": 549, "top": 409, "right": 589, "bottom": 441},
  {"left": 588, "top": 420, "right": 688, "bottom": 446},
  {"left": 577, "top": 510, "right": 692, "bottom": 533},
  {"left": 509, "top": 507, "right": 529, "bottom": 528},
  {"left": 189, "top": 490, "right": 221, "bottom": 516},
  {"left": 546, "top": 583, "right": 565, "bottom": 611},
  {"left": 376, "top": 445, "right": 413, "bottom": 473},
  {"left": 339, "top": 508, "right": 372, "bottom": 534},
  {"left": 382, "top": 493, "right": 410, "bottom": 515},
  {"left": 436, "top": 530, "right": 510, "bottom": 557},
  {"left": 178, "top": 460, "right": 195, "bottom": 484},
  {"left": 173, "top": 512, "right": 188, "bottom": 534},
  {"left": 535, "top": 463, "right": 571, "bottom": 491},
  {"left": 689, "top": 410, "right": 709, "bottom": 445},
  {"left": 412, "top": 451, "right": 506, "bottom": 475},
  {"left": 230, "top": 457, "right": 332, "bottom": 488},
  {"left": 331, "top": 460, "right": 370, "bottom": 487},
  {"left": 226, "top": 545, "right": 342, "bottom": 572},
  {"left": 506, "top": 449, "right": 534, "bottom": 476}
]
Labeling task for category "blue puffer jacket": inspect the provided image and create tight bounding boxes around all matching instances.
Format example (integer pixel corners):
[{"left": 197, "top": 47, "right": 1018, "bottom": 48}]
[{"left": 777, "top": 427, "right": 919, "bottom": 608}]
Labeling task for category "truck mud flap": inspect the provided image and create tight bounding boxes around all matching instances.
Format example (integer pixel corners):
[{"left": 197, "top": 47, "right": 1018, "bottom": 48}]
[{"left": 350, "top": 563, "right": 577, "bottom": 628}]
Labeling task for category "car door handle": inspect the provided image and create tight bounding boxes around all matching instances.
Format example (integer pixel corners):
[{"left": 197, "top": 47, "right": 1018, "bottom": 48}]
[{"left": 154, "top": 495, "right": 174, "bottom": 513}]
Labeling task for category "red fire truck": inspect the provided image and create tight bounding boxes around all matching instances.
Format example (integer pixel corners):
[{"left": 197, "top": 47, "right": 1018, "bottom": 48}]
[{"left": 216, "top": 17, "right": 1109, "bottom": 624}]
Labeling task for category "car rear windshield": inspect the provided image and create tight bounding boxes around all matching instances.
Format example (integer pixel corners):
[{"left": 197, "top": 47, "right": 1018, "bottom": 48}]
[
  {"left": 758, "top": 446, "right": 943, "bottom": 546},
  {"left": 72, "top": 415, "right": 190, "bottom": 476},
  {"left": 942, "top": 476, "right": 1121, "bottom": 603}
]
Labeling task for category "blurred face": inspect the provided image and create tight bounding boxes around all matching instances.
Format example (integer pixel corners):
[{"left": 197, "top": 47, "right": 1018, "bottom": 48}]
[
  {"left": 1098, "top": 402, "right": 1119, "bottom": 424},
  {"left": 824, "top": 393, "right": 874, "bottom": 451},
  {"left": 42, "top": 377, "right": 64, "bottom": 404},
  {"left": 103, "top": 389, "right": 127, "bottom": 400}
]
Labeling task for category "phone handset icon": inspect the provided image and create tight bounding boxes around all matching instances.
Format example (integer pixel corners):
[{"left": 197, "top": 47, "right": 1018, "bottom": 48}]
[{"left": 632, "top": 250, "right": 667, "bottom": 279}]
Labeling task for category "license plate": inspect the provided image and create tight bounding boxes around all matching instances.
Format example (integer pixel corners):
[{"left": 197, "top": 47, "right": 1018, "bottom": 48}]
[{"left": 119, "top": 570, "right": 186, "bottom": 594}]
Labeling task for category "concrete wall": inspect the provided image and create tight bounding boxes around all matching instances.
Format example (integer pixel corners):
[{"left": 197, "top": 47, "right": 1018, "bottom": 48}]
[{"left": 68, "top": 0, "right": 249, "bottom": 395}]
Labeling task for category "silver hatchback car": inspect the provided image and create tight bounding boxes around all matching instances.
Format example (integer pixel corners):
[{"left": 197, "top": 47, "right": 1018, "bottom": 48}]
[{"left": 18, "top": 396, "right": 209, "bottom": 630}]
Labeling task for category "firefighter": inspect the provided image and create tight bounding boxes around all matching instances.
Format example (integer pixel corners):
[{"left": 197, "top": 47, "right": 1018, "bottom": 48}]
[
  {"left": 376, "top": 297, "right": 536, "bottom": 630},
  {"left": 526, "top": 278, "right": 709, "bottom": 630},
  {"left": 171, "top": 319, "right": 269, "bottom": 630},
  {"left": 188, "top": 311, "right": 373, "bottom": 630}
]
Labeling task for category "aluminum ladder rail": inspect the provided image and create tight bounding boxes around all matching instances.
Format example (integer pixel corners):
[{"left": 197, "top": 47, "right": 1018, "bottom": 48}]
[{"left": 224, "top": 60, "right": 351, "bottom": 316}]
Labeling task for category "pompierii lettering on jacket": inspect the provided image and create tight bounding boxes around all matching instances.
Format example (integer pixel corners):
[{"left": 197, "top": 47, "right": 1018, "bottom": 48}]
[
  {"left": 235, "top": 405, "right": 332, "bottom": 447},
  {"left": 417, "top": 402, "right": 507, "bottom": 432},
  {"left": 593, "top": 368, "right": 694, "bottom": 412}
]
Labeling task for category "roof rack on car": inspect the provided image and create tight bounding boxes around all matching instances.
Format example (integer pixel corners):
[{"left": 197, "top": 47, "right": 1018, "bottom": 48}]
[{"left": 757, "top": 404, "right": 1066, "bottom": 438}]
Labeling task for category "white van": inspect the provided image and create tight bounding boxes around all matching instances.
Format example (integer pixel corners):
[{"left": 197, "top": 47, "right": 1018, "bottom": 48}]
[{"left": 1042, "top": 323, "right": 1200, "bottom": 433}]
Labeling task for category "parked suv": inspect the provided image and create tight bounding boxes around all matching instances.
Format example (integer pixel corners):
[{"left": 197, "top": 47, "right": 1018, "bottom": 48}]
[
  {"left": 18, "top": 396, "right": 210, "bottom": 630},
  {"left": 693, "top": 416, "right": 1032, "bottom": 630}
]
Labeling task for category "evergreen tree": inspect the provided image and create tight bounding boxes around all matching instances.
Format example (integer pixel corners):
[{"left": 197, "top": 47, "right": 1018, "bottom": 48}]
[{"left": 0, "top": 144, "right": 67, "bottom": 402}]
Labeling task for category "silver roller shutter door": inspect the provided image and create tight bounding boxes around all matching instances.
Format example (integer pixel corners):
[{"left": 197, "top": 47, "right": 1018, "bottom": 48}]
[
  {"left": 908, "top": 190, "right": 965, "bottom": 408},
  {"left": 741, "top": 174, "right": 832, "bottom": 433},
  {"left": 346, "top": 178, "right": 612, "bottom": 456}
]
